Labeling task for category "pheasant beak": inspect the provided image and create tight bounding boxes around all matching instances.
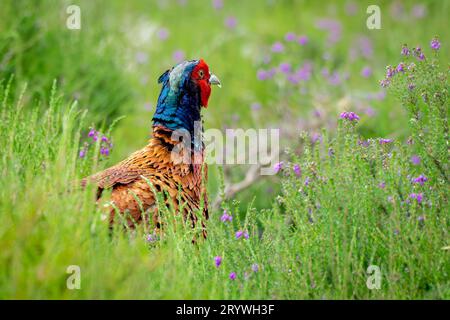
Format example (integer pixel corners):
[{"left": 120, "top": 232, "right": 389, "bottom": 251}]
[{"left": 209, "top": 74, "right": 221, "bottom": 88}]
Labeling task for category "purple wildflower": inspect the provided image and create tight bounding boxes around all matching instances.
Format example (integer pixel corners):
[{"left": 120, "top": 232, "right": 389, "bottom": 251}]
[
  {"left": 157, "top": 28, "right": 170, "bottom": 41},
  {"left": 257, "top": 69, "right": 269, "bottom": 81},
  {"left": 271, "top": 42, "right": 284, "bottom": 53},
  {"left": 279, "top": 62, "right": 291, "bottom": 74},
  {"left": 214, "top": 256, "right": 222, "bottom": 268},
  {"left": 293, "top": 164, "right": 301, "bottom": 177},
  {"left": 380, "top": 79, "right": 390, "bottom": 88},
  {"left": 412, "top": 174, "right": 428, "bottom": 186},
  {"left": 100, "top": 147, "right": 110, "bottom": 156},
  {"left": 274, "top": 161, "right": 283, "bottom": 173},
  {"left": 229, "top": 272, "right": 237, "bottom": 280},
  {"left": 220, "top": 211, "right": 233, "bottom": 222},
  {"left": 251, "top": 264, "right": 259, "bottom": 272},
  {"left": 430, "top": 37, "right": 441, "bottom": 50},
  {"left": 304, "top": 177, "right": 310, "bottom": 186},
  {"left": 378, "top": 182, "right": 386, "bottom": 189},
  {"left": 235, "top": 230, "right": 249, "bottom": 240},
  {"left": 411, "top": 155, "right": 421, "bottom": 165},
  {"left": 386, "top": 66, "right": 396, "bottom": 78},
  {"left": 340, "top": 111, "right": 360, "bottom": 121},
  {"left": 396, "top": 62, "right": 405, "bottom": 73},
  {"left": 79, "top": 149, "right": 86, "bottom": 158},
  {"left": 212, "top": 0, "right": 223, "bottom": 10},
  {"left": 285, "top": 32, "right": 297, "bottom": 42},
  {"left": 298, "top": 35, "right": 308, "bottom": 45},
  {"left": 401, "top": 45, "right": 410, "bottom": 56},
  {"left": 172, "top": 50, "right": 185, "bottom": 63},
  {"left": 409, "top": 193, "right": 423, "bottom": 204},
  {"left": 361, "top": 66, "right": 372, "bottom": 78},
  {"left": 379, "top": 138, "right": 393, "bottom": 145},
  {"left": 408, "top": 83, "right": 416, "bottom": 91},
  {"left": 224, "top": 16, "right": 237, "bottom": 29},
  {"left": 88, "top": 129, "right": 96, "bottom": 137}
]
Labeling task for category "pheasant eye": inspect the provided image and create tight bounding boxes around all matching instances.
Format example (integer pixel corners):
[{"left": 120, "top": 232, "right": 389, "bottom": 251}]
[{"left": 198, "top": 69, "right": 204, "bottom": 78}]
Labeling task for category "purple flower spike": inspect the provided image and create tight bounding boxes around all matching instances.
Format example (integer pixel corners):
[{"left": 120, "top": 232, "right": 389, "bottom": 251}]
[
  {"left": 379, "top": 138, "right": 393, "bottom": 145},
  {"left": 271, "top": 42, "right": 284, "bottom": 53},
  {"left": 298, "top": 35, "right": 308, "bottom": 45},
  {"left": 430, "top": 37, "right": 441, "bottom": 50},
  {"left": 409, "top": 193, "right": 423, "bottom": 204},
  {"left": 361, "top": 66, "right": 372, "bottom": 78},
  {"left": 214, "top": 256, "right": 222, "bottom": 268},
  {"left": 274, "top": 161, "right": 283, "bottom": 173},
  {"left": 285, "top": 32, "right": 296, "bottom": 42},
  {"left": 293, "top": 164, "right": 301, "bottom": 177},
  {"left": 229, "top": 272, "right": 237, "bottom": 280},
  {"left": 396, "top": 62, "right": 405, "bottom": 73},
  {"left": 236, "top": 230, "right": 249, "bottom": 240},
  {"left": 411, "top": 155, "right": 421, "bottom": 165},
  {"left": 340, "top": 111, "right": 360, "bottom": 122},
  {"left": 225, "top": 16, "right": 237, "bottom": 29},
  {"left": 251, "top": 264, "right": 259, "bottom": 272},
  {"left": 220, "top": 211, "right": 233, "bottom": 223},
  {"left": 412, "top": 174, "right": 428, "bottom": 186},
  {"left": 401, "top": 45, "right": 410, "bottom": 56}
]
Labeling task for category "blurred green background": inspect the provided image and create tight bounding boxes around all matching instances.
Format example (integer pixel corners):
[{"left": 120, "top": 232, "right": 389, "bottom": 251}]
[{"left": 0, "top": 0, "right": 448, "bottom": 211}]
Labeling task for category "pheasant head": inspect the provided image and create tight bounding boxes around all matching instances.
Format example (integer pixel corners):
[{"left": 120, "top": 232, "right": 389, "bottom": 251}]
[{"left": 152, "top": 59, "right": 221, "bottom": 136}]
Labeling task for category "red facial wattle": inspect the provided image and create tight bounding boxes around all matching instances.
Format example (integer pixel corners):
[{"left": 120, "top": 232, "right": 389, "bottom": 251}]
[{"left": 191, "top": 59, "right": 212, "bottom": 108}]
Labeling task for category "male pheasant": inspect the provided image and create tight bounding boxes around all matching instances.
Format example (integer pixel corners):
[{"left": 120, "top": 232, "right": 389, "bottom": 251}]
[{"left": 83, "top": 59, "right": 220, "bottom": 237}]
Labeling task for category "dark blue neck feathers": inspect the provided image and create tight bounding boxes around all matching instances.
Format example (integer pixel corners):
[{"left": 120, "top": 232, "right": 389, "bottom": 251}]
[{"left": 152, "top": 61, "right": 201, "bottom": 137}]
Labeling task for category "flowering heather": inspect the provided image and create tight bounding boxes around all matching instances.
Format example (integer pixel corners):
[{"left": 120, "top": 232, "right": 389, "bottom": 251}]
[
  {"left": 212, "top": 0, "right": 223, "bottom": 10},
  {"left": 214, "top": 256, "right": 222, "bottom": 268},
  {"left": 304, "top": 177, "right": 310, "bottom": 186},
  {"left": 172, "top": 50, "right": 185, "bottom": 63},
  {"left": 224, "top": 16, "right": 237, "bottom": 29},
  {"left": 298, "top": 35, "right": 308, "bottom": 45},
  {"left": 412, "top": 175, "right": 428, "bottom": 186},
  {"left": 361, "top": 66, "right": 372, "bottom": 78},
  {"left": 379, "top": 138, "right": 393, "bottom": 145},
  {"left": 401, "top": 45, "right": 410, "bottom": 56},
  {"left": 340, "top": 111, "right": 360, "bottom": 121},
  {"left": 229, "top": 272, "right": 237, "bottom": 280},
  {"left": 396, "top": 62, "right": 405, "bottom": 73},
  {"left": 411, "top": 155, "right": 421, "bottom": 165},
  {"left": 278, "top": 62, "right": 291, "bottom": 74},
  {"left": 293, "top": 164, "right": 301, "bottom": 177},
  {"left": 157, "top": 28, "right": 169, "bottom": 40},
  {"left": 271, "top": 42, "right": 284, "bottom": 53},
  {"left": 285, "top": 32, "right": 296, "bottom": 42},
  {"left": 220, "top": 211, "right": 232, "bottom": 222},
  {"left": 430, "top": 38, "right": 441, "bottom": 50},
  {"left": 235, "top": 230, "right": 249, "bottom": 239},
  {"left": 409, "top": 193, "right": 424, "bottom": 204},
  {"left": 274, "top": 161, "right": 283, "bottom": 173}
]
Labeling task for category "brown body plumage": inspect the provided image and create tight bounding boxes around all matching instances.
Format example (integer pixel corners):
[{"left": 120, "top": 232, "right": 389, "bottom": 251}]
[{"left": 83, "top": 125, "right": 208, "bottom": 236}]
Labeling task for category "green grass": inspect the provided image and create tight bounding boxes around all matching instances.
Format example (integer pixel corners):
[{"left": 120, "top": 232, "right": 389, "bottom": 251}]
[{"left": 0, "top": 0, "right": 448, "bottom": 299}]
